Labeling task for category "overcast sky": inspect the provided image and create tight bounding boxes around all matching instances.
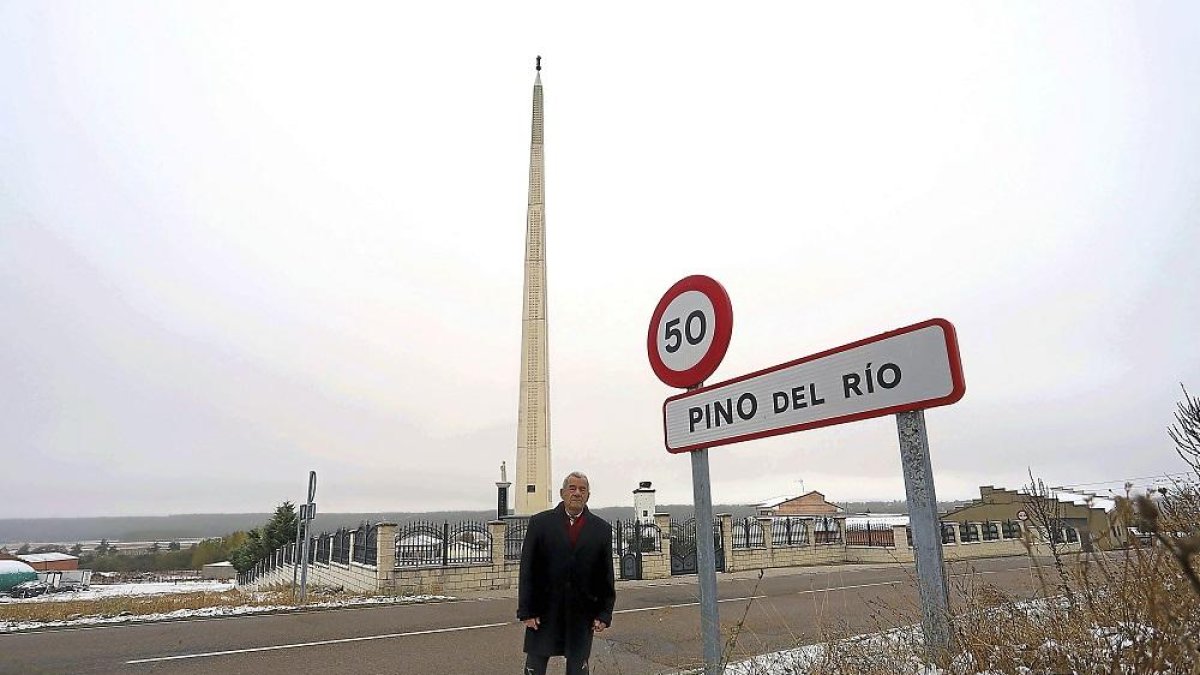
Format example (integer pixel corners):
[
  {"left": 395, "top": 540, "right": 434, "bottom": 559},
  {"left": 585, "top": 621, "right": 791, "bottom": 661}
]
[{"left": 2, "top": 3, "right": 1198, "bottom": 518}]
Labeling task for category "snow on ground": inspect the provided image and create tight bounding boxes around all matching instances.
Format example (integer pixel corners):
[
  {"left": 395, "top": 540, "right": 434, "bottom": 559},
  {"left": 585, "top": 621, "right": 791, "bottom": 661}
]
[
  {"left": 0, "top": 580, "right": 237, "bottom": 604},
  {"left": 0, "top": 581, "right": 454, "bottom": 633}
]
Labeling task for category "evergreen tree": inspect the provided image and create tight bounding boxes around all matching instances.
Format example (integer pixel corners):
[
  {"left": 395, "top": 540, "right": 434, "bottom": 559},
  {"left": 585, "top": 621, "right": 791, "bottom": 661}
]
[
  {"left": 228, "top": 502, "right": 298, "bottom": 573},
  {"left": 168, "top": 541, "right": 181, "bottom": 551},
  {"left": 16, "top": 543, "right": 30, "bottom": 555},
  {"left": 70, "top": 543, "right": 83, "bottom": 556}
]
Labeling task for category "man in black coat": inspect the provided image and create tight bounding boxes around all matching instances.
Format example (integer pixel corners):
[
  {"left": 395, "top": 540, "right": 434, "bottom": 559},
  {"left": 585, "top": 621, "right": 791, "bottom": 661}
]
[{"left": 517, "top": 471, "right": 616, "bottom": 675}]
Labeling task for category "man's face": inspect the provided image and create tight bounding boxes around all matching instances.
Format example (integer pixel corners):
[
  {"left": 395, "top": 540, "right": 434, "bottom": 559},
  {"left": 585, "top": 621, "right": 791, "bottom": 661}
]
[{"left": 561, "top": 476, "right": 590, "bottom": 512}]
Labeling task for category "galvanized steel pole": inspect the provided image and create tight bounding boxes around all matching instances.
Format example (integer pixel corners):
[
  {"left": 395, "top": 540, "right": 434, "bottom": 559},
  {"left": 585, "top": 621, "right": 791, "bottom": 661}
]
[
  {"left": 690, "top": 382, "right": 723, "bottom": 675},
  {"left": 299, "top": 471, "right": 316, "bottom": 604},
  {"left": 292, "top": 513, "right": 302, "bottom": 600},
  {"left": 896, "top": 410, "right": 951, "bottom": 658}
]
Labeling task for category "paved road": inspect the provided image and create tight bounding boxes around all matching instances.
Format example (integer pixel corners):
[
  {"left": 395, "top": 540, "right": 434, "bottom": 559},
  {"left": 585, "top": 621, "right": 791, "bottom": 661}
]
[{"left": 0, "top": 556, "right": 1048, "bottom": 675}]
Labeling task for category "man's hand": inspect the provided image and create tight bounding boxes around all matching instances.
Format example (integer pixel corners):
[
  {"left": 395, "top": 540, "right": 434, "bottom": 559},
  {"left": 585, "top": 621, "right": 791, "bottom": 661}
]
[
  {"left": 523, "top": 617, "right": 540, "bottom": 630},
  {"left": 592, "top": 619, "right": 607, "bottom": 633}
]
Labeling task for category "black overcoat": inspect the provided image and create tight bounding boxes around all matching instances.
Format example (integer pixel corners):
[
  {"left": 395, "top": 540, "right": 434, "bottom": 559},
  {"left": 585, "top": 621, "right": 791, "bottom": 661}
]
[{"left": 517, "top": 503, "right": 616, "bottom": 657}]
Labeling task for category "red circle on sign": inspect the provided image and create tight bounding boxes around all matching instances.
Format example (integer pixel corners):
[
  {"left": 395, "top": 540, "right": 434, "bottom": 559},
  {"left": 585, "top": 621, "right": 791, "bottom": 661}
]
[{"left": 647, "top": 275, "right": 733, "bottom": 389}]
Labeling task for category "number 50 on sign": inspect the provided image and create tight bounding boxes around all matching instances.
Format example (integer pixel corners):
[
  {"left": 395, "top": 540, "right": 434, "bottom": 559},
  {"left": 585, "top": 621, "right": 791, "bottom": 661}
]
[{"left": 647, "top": 275, "right": 734, "bottom": 390}]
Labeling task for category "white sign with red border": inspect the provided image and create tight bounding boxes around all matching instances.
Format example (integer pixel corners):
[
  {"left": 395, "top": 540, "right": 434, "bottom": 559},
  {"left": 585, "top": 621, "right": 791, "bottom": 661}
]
[
  {"left": 663, "top": 319, "right": 965, "bottom": 453},
  {"left": 647, "top": 275, "right": 734, "bottom": 389}
]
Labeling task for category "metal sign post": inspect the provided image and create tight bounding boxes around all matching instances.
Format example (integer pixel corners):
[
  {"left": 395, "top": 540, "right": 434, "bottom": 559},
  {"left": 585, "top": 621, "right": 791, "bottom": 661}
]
[
  {"left": 691, "top": 445, "right": 722, "bottom": 675},
  {"left": 896, "top": 410, "right": 951, "bottom": 658},
  {"left": 648, "top": 276, "right": 734, "bottom": 675},
  {"left": 292, "top": 510, "right": 303, "bottom": 599},
  {"left": 299, "top": 471, "right": 316, "bottom": 604}
]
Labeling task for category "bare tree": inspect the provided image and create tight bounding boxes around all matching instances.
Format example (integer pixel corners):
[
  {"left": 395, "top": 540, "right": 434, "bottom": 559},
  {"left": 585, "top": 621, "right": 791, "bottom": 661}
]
[
  {"left": 1025, "top": 470, "right": 1075, "bottom": 607},
  {"left": 1168, "top": 384, "right": 1200, "bottom": 474}
]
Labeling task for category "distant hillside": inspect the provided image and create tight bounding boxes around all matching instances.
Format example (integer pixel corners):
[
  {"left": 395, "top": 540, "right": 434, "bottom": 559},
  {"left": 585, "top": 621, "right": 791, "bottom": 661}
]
[
  {"left": 1, "top": 505, "right": 748, "bottom": 544},
  {"left": 0, "top": 500, "right": 967, "bottom": 545}
]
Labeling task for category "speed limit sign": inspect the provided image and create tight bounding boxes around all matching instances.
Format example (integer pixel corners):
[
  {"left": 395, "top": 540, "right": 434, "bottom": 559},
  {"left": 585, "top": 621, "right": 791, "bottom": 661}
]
[{"left": 647, "top": 275, "right": 733, "bottom": 389}]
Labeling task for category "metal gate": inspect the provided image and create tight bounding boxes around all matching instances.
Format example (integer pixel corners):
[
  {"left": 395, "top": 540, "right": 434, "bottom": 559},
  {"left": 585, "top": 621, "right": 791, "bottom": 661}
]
[
  {"left": 614, "top": 520, "right": 661, "bottom": 580},
  {"left": 670, "top": 517, "right": 725, "bottom": 575}
]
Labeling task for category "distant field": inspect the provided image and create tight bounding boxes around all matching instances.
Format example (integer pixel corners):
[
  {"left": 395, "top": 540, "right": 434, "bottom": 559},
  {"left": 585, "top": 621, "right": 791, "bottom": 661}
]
[{"left": 0, "top": 501, "right": 967, "bottom": 547}]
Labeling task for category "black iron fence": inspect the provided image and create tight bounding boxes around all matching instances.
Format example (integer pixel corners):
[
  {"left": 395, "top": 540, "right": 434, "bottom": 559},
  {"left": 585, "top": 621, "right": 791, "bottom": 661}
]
[
  {"left": 1002, "top": 520, "right": 1022, "bottom": 539},
  {"left": 315, "top": 533, "right": 330, "bottom": 563},
  {"left": 960, "top": 522, "right": 980, "bottom": 543},
  {"left": 613, "top": 520, "right": 662, "bottom": 554},
  {"left": 332, "top": 528, "right": 351, "bottom": 565},
  {"left": 731, "top": 517, "right": 765, "bottom": 549},
  {"left": 812, "top": 517, "right": 842, "bottom": 544},
  {"left": 1048, "top": 526, "right": 1079, "bottom": 544},
  {"left": 505, "top": 518, "right": 529, "bottom": 561},
  {"left": 770, "top": 517, "right": 810, "bottom": 547},
  {"left": 845, "top": 521, "right": 895, "bottom": 547},
  {"left": 941, "top": 522, "right": 957, "bottom": 544},
  {"left": 352, "top": 526, "right": 377, "bottom": 565},
  {"left": 395, "top": 520, "right": 493, "bottom": 567}
]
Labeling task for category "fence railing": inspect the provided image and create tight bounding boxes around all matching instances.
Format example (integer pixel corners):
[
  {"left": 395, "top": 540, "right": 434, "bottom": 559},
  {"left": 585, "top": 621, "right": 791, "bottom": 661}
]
[
  {"left": 731, "top": 517, "right": 765, "bottom": 549},
  {"left": 1002, "top": 520, "right": 1021, "bottom": 539},
  {"left": 505, "top": 518, "right": 529, "bottom": 561},
  {"left": 770, "top": 517, "right": 810, "bottom": 547},
  {"left": 395, "top": 520, "right": 492, "bottom": 567},
  {"left": 812, "top": 517, "right": 842, "bottom": 544},
  {"left": 332, "top": 529, "right": 351, "bottom": 565},
  {"left": 353, "top": 526, "right": 378, "bottom": 566},
  {"left": 844, "top": 521, "right": 895, "bottom": 547},
  {"left": 613, "top": 520, "right": 662, "bottom": 554},
  {"left": 235, "top": 515, "right": 1087, "bottom": 586}
]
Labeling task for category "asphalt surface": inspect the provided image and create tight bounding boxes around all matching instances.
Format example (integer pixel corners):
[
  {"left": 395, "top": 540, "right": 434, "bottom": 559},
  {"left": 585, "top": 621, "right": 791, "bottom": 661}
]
[{"left": 0, "top": 555, "right": 1049, "bottom": 675}]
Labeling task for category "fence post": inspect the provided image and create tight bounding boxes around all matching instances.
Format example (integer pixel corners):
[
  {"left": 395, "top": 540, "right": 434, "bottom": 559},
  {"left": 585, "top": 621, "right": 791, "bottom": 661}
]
[
  {"left": 375, "top": 523, "right": 397, "bottom": 592},
  {"left": 442, "top": 522, "right": 450, "bottom": 567},
  {"left": 716, "top": 514, "right": 733, "bottom": 572},
  {"left": 757, "top": 517, "right": 773, "bottom": 563},
  {"left": 655, "top": 513, "right": 671, "bottom": 563},
  {"left": 488, "top": 520, "right": 506, "bottom": 569}
]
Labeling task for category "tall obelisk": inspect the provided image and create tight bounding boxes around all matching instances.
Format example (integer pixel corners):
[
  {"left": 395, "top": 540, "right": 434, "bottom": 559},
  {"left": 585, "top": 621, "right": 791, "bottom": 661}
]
[{"left": 515, "top": 56, "right": 553, "bottom": 516}]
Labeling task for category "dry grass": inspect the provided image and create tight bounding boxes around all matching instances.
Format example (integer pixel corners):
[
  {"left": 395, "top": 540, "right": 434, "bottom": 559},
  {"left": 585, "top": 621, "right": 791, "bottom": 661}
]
[{"left": 721, "top": 486, "right": 1200, "bottom": 674}]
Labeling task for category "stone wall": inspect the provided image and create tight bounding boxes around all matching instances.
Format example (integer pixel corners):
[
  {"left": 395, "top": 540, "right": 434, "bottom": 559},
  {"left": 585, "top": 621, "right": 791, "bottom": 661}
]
[{"left": 241, "top": 514, "right": 1086, "bottom": 596}]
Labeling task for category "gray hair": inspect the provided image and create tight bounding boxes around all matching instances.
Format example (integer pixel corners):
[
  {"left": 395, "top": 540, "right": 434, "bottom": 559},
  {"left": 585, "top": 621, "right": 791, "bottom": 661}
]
[{"left": 561, "top": 471, "right": 590, "bottom": 489}]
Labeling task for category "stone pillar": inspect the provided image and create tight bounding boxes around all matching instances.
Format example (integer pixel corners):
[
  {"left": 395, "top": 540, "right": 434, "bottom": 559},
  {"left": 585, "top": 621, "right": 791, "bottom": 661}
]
[
  {"left": 375, "top": 523, "right": 397, "bottom": 591},
  {"left": 758, "top": 517, "right": 773, "bottom": 559},
  {"left": 655, "top": 513, "right": 672, "bottom": 563},
  {"left": 948, "top": 523, "right": 960, "bottom": 545},
  {"left": 893, "top": 525, "right": 909, "bottom": 550},
  {"left": 376, "top": 523, "right": 397, "bottom": 568},
  {"left": 718, "top": 514, "right": 734, "bottom": 572},
  {"left": 489, "top": 520, "right": 507, "bottom": 568},
  {"left": 809, "top": 519, "right": 818, "bottom": 549}
]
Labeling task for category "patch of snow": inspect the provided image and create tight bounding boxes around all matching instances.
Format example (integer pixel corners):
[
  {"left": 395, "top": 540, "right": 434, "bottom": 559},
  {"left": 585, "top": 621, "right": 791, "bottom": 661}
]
[
  {"left": 845, "top": 514, "right": 909, "bottom": 526},
  {"left": 0, "top": 580, "right": 237, "bottom": 604},
  {"left": 0, "top": 592, "right": 455, "bottom": 633}
]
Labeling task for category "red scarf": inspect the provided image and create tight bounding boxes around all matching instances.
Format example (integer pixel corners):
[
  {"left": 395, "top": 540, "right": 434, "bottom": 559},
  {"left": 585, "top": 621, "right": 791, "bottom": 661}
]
[{"left": 566, "top": 510, "right": 586, "bottom": 547}]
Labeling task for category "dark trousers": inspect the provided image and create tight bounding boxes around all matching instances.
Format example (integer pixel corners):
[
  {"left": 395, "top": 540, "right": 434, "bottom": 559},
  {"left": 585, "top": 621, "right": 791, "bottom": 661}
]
[{"left": 524, "top": 653, "right": 588, "bottom": 675}]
